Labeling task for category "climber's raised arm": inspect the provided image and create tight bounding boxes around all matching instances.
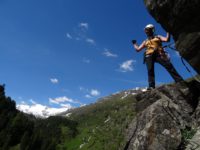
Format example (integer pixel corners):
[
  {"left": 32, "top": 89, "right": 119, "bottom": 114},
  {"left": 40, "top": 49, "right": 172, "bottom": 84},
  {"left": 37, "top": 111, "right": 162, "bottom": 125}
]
[
  {"left": 132, "top": 40, "right": 146, "bottom": 52},
  {"left": 157, "top": 32, "right": 170, "bottom": 42}
]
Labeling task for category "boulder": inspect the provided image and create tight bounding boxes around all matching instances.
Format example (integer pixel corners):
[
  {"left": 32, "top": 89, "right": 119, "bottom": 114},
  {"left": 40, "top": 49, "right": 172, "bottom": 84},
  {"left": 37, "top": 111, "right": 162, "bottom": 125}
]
[{"left": 124, "top": 81, "right": 200, "bottom": 150}]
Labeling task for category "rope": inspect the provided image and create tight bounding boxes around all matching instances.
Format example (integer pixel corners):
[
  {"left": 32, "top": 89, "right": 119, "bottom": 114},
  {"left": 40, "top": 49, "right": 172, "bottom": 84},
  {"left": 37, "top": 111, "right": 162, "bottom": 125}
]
[
  {"left": 164, "top": 43, "right": 200, "bottom": 83},
  {"left": 162, "top": 43, "right": 175, "bottom": 49}
]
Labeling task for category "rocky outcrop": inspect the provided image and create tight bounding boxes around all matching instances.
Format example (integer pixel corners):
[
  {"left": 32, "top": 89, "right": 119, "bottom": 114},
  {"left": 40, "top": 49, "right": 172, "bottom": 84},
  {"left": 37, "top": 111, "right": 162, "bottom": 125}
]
[
  {"left": 186, "top": 128, "right": 200, "bottom": 150},
  {"left": 124, "top": 81, "right": 200, "bottom": 150},
  {"left": 144, "top": 0, "right": 200, "bottom": 74}
]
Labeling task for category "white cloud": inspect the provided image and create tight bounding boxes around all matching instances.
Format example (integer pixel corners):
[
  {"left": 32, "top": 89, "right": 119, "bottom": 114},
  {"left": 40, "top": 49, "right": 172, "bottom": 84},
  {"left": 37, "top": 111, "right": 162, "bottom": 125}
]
[
  {"left": 49, "top": 96, "right": 78, "bottom": 104},
  {"left": 21, "top": 101, "right": 26, "bottom": 104},
  {"left": 119, "top": 60, "right": 136, "bottom": 72},
  {"left": 90, "top": 89, "right": 100, "bottom": 96},
  {"left": 79, "top": 22, "right": 89, "bottom": 30},
  {"left": 103, "top": 49, "right": 118, "bottom": 58},
  {"left": 17, "top": 102, "right": 72, "bottom": 118},
  {"left": 85, "top": 94, "right": 92, "bottom": 98},
  {"left": 66, "top": 33, "right": 72, "bottom": 39},
  {"left": 79, "top": 86, "right": 89, "bottom": 92},
  {"left": 79, "top": 86, "right": 84, "bottom": 91},
  {"left": 60, "top": 103, "right": 72, "bottom": 108},
  {"left": 50, "top": 78, "right": 59, "bottom": 84},
  {"left": 80, "top": 87, "right": 101, "bottom": 98},
  {"left": 67, "top": 22, "right": 96, "bottom": 46},
  {"left": 86, "top": 38, "right": 95, "bottom": 45},
  {"left": 30, "top": 99, "right": 37, "bottom": 105},
  {"left": 18, "top": 96, "right": 23, "bottom": 100},
  {"left": 83, "top": 58, "right": 91, "bottom": 64}
]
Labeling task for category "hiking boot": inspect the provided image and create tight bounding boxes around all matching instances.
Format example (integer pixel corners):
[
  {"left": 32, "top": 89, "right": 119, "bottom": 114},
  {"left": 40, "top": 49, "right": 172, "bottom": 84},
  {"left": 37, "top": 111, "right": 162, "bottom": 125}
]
[
  {"left": 176, "top": 80, "right": 188, "bottom": 88},
  {"left": 147, "top": 87, "right": 155, "bottom": 91}
]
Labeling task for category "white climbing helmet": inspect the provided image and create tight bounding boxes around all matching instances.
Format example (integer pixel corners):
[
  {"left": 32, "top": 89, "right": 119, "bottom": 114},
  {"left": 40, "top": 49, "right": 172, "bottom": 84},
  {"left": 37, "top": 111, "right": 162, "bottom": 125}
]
[{"left": 144, "top": 24, "right": 155, "bottom": 32}]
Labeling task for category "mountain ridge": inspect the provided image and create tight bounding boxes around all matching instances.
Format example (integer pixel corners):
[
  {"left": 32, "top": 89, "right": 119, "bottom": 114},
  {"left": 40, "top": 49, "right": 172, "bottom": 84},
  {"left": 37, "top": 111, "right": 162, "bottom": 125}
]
[{"left": 0, "top": 77, "right": 200, "bottom": 149}]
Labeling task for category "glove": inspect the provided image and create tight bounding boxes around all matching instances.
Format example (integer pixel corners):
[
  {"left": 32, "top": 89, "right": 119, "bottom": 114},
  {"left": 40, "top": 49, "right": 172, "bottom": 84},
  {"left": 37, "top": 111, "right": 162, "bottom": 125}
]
[{"left": 132, "top": 40, "right": 137, "bottom": 44}]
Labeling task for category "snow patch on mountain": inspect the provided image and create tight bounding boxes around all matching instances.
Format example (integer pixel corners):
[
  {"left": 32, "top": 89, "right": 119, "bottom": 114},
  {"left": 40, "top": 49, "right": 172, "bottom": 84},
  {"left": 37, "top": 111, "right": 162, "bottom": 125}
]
[{"left": 17, "top": 103, "right": 72, "bottom": 118}]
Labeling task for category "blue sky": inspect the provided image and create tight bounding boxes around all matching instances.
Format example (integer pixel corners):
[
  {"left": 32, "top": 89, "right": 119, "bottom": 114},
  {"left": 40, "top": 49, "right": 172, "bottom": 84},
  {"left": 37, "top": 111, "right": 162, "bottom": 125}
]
[{"left": 0, "top": 0, "right": 197, "bottom": 116}]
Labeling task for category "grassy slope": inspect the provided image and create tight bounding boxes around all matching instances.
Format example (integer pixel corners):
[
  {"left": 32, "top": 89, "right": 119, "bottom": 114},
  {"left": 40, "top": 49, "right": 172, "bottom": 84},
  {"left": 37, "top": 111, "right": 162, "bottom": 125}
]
[{"left": 59, "top": 92, "right": 137, "bottom": 150}]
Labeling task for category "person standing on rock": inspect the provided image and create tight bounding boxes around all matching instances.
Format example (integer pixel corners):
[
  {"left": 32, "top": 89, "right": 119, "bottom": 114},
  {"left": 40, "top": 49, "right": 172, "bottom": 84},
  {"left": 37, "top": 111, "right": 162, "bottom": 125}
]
[{"left": 132, "top": 24, "right": 183, "bottom": 90}]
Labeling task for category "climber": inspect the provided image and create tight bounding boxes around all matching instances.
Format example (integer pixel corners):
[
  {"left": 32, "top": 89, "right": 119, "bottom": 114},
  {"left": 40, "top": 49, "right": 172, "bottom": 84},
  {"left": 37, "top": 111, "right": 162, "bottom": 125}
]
[{"left": 132, "top": 24, "right": 183, "bottom": 90}]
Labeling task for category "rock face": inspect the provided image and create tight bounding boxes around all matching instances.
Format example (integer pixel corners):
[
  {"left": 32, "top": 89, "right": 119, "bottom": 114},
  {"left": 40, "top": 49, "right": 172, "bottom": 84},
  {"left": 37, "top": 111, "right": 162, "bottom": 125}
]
[
  {"left": 186, "top": 127, "right": 200, "bottom": 150},
  {"left": 144, "top": 0, "right": 200, "bottom": 74},
  {"left": 124, "top": 81, "right": 200, "bottom": 150}
]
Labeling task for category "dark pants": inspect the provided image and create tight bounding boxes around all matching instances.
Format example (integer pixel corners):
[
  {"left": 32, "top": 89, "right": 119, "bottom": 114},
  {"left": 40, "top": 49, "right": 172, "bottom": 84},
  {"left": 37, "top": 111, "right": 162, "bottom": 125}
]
[{"left": 145, "top": 52, "right": 183, "bottom": 88}]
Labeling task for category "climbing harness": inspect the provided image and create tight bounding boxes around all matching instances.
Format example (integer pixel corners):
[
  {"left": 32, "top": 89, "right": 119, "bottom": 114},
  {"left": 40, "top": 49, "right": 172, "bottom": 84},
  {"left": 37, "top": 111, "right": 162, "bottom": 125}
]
[
  {"left": 143, "top": 36, "right": 170, "bottom": 64},
  {"left": 163, "top": 43, "right": 200, "bottom": 83}
]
